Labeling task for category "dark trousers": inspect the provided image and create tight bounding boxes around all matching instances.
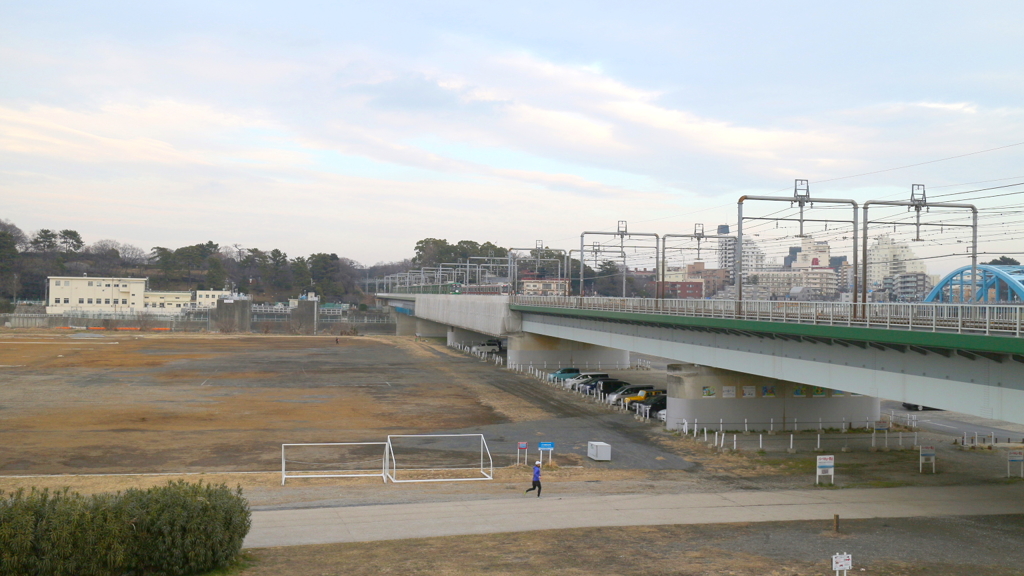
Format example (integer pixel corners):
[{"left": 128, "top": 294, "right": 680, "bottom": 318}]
[{"left": 525, "top": 480, "right": 542, "bottom": 496}]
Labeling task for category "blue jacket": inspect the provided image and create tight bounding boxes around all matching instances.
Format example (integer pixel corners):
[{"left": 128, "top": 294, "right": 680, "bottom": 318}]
[{"left": 533, "top": 465, "right": 541, "bottom": 481}]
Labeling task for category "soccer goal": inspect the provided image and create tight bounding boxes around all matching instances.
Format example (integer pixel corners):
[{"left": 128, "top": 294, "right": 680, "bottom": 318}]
[
  {"left": 385, "top": 434, "right": 493, "bottom": 483},
  {"left": 281, "top": 442, "right": 388, "bottom": 485}
]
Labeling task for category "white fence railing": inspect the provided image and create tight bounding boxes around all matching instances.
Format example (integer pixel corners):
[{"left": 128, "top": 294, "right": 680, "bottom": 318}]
[{"left": 512, "top": 296, "right": 1024, "bottom": 337}]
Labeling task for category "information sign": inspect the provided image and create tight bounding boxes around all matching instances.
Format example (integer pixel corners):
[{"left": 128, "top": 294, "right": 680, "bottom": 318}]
[
  {"left": 517, "top": 442, "right": 528, "bottom": 450},
  {"left": 538, "top": 442, "right": 555, "bottom": 450},
  {"left": 919, "top": 445, "right": 936, "bottom": 473},
  {"left": 816, "top": 455, "right": 835, "bottom": 485},
  {"left": 874, "top": 420, "right": 889, "bottom": 431},
  {"left": 832, "top": 552, "right": 852, "bottom": 572},
  {"left": 1009, "top": 449, "right": 1024, "bottom": 479}
]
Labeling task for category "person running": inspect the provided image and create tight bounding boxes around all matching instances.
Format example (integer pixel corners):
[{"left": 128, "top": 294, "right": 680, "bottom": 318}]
[{"left": 525, "top": 461, "right": 542, "bottom": 497}]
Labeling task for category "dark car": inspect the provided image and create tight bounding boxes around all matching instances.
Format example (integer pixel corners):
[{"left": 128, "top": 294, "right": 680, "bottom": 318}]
[
  {"left": 585, "top": 378, "right": 630, "bottom": 395},
  {"left": 638, "top": 394, "right": 667, "bottom": 413},
  {"left": 902, "top": 402, "right": 940, "bottom": 411}
]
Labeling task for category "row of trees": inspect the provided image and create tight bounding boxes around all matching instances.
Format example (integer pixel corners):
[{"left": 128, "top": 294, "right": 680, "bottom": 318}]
[{"left": 0, "top": 216, "right": 666, "bottom": 309}]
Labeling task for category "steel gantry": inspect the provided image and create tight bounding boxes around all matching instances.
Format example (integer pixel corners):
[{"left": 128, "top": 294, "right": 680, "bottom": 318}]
[
  {"left": 862, "top": 186, "right": 977, "bottom": 304},
  {"left": 737, "top": 180, "right": 860, "bottom": 309},
  {"left": 580, "top": 221, "right": 660, "bottom": 297}
]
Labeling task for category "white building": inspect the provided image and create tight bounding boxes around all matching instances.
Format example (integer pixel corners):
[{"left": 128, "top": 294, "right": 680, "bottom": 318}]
[
  {"left": 792, "top": 236, "right": 830, "bottom": 269},
  {"left": 46, "top": 276, "right": 147, "bottom": 314},
  {"left": 867, "top": 234, "right": 927, "bottom": 289},
  {"left": 718, "top": 238, "right": 769, "bottom": 282},
  {"left": 143, "top": 290, "right": 193, "bottom": 311},
  {"left": 194, "top": 290, "right": 235, "bottom": 308}
]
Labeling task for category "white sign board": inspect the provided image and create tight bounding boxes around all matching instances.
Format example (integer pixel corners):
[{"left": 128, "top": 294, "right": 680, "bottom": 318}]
[
  {"left": 722, "top": 386, "right": 736, "bottom": 399},
  {"left": 816, "top": 455, "right": 835, "bottom": 485},
  {"left": 1009, "top": 449, "right": 1024, "bottom": 478},
  {"left": 919, "top": 445, "right": 936, "bottom": 473},
  {"left": 832, "top": 553, "right": 852, "bottom": 571}
]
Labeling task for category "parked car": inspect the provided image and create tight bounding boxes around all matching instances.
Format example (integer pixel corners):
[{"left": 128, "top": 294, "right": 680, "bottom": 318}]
[
  {"left": 581, "top": 378, "right": 630, "bottom": 395},
  {"left": 471, "top": 343, "right": 500, "bottom": 353},
  {"left": 483, "top": 339, "right": 503, "bottom": 351},
  {"left": 564, "top": 372, "right": 610, "bottom": 390},
  {"left": 622, "top": 389, "right": 664, "bottom": 408},
  {"left": 656, "top": 409, "right": 667, "bottom": 422},
  {"left": 902, "top": 402, "right": 940, "bottom": 411},
  {"left": 547, "top": 367, "right": 580, "bottom": 382},
  {"left": 606, "top": 384, "right": 654, "bottom": 404},
  {"left": 637, "top": 394, "right": 667, "bottom": 414}
]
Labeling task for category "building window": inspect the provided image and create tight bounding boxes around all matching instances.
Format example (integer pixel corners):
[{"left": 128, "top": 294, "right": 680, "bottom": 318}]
[
  {"left": 79, "top": 298, "right": 84, "bottom": 304},
  {"left": 105, "top": 284, "right": 110, "bottom": 287},
  {"left": 54, "top": 298, "right": 60, "bottom": 305},
  {"left": 63, "top": 298, "right": 69, "bottom": 304},
  {"left": 88, "top": 281, "right": 93, "bottom": 286},
  {"left": 87, "top": 298, "right": 93, "bottom": 304},
  {"left": 159, "top": 303, "right": 165, "bottom": 308},
  {"left": 121, "top": 299, "right": 127, "bottom": 304},
  {"left": 105, "top": 299, "right": 110, "bottom": 304}
]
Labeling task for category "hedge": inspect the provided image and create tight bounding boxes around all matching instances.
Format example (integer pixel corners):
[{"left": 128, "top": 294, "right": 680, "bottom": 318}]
[{"left": 0, "top": 481, "right": 251, "bottom": 576}]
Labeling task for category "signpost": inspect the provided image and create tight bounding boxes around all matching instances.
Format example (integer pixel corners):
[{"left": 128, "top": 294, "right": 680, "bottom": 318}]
[
  {"left": 816, "top": 455, "right": 835, "bottom": 485},
  {"left": 831, "top": 552, "right": 852, "bottom": 575},
  {"left": 1009, "top": 449, "right": 1024, "bottom": 479},
  {"left": 538, "top": 441, "right": 555, "bottom": 465},
  {"left": 516, "top": 442, "right": 528, "bottom": 465},
  {"left": 919, "top": 445, "right": 936, "bottom": 473}
]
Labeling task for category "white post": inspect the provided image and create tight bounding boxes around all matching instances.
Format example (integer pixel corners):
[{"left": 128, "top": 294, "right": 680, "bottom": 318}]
[
  {"left": 704, "top": 428, "right": 708, "bottom": 442},
  {"left": 789, "top": 434, "right": 794, "bottom": 451},
  {"left": 817, "top": 434, "right": 821, "bottom": 450},
  {"left": 714, "top": 431, "right": 719, "bottom": 446},
  {"left": 759, "top": 434, "right": 763, "bottom": 449},
  {"left": 819, "top": 417, "right": 822, "bottom": 431},
  {"left": 733, "top": 434, "right": 737, "bottom": 451},
  {"left": 770, "top": 418, "right": 774, "bottom": 433},
  {"left": 719, "top": 418, "right": 723, "bottom": 432}
]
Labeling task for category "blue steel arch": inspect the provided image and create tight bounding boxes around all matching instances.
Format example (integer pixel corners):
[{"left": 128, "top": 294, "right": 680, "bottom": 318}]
[{"left": 925, "top": 265, "right": 1024, "bottom": 303}]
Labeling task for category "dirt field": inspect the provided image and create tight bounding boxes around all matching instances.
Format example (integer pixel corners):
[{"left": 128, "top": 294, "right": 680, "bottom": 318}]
[{"left": 2, "top": 330, "right": 1020, "bottom": 509}]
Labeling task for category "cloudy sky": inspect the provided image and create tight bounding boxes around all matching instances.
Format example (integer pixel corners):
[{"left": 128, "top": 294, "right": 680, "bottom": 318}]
[{"left": 3, "top": 1, "right": 1023, "bottom": 273}]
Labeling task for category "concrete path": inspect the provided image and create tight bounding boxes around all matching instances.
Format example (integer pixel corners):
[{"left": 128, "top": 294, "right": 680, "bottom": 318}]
[{"left": 244, "top": 484, "right": 1024, "bottom": 548}]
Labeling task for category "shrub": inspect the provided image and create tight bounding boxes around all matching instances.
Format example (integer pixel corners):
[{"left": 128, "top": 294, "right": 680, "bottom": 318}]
[{"left": 0, "top": 481, "right": 251, "bottom": 576}]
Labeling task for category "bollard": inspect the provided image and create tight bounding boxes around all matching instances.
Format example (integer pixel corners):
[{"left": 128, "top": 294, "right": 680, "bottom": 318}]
[
  {"left": 817, "top": 434, "right": 821, "bottom": 450},
  {"left": 714, "top": 431, "right": 719, "bottom": 446},
  {"left": 819, "top": 418, "right": 822, "bottom": 432},
  {"left": 789, "top": 434, "right": 794, "bottom": 451},
  {"left": 733, "top": 434, "right": 737, "bottom": 451},
  {"left": 744, "top": 419, "right": 748, "bottom": 433},
  {"left": 719, "top": 419, "right": 723, "bottom": 433},
  {"left": 759, "top": 434, "right": 763, "bottom": 449},
  {"left": 704, "top": 428, "right": 708, "bottom": 442}
]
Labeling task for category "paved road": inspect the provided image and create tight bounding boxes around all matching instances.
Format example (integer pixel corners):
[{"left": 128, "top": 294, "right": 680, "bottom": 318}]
[
  {"left": 881, "top": 400, "right": 1024, "bottom": 441},
  {"left": 243, "top": 484, "right": 1024, "bottom": 548}
]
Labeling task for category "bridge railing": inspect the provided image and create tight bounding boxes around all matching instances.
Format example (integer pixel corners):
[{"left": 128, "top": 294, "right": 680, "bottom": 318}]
[{"left": 510, "top": 296, "right": 1023, "bottom": 337}]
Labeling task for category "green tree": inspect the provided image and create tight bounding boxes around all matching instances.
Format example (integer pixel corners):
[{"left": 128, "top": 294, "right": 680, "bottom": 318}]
[
  {"left": 0, "top": 231, "right": 19, "bottom": 299},
  {"left": 58, "top": 229, "right": 85, "bottom": 253},
  {"left": 151, "top": 247, "right": 178, "bottom": 281},
  {"left": 205, "top": 256, "right": 227, "bottom": 290},
  {"left": 987, "top": 256, "right": 1020, "bottom": 266},
  {"left": 174, "top": 245, "right": 207, "bottom": 289},
  {"left": 30, "top": 229, "right": 58, "bottom": 252}
]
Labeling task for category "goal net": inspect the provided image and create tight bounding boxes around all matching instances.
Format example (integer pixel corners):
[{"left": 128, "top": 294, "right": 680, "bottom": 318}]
[
  {"left": 281, "top": 442, "right": 388, "bottom": 485},
  {"left": 385, "top": 434, "right": 493, "bottom": 483}
]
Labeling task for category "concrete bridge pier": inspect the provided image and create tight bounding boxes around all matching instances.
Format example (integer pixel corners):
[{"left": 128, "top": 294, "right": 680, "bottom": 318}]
[
  {"left": 507, "top": 332, "right": 630, "bottom": 370},
  {"left": 447, "top": 327, "right": 492, "bottom": 348},
  {"left": 392, "top": 312, "right": 417, "bottom": 336},
  {"left": 664, "top": 364, "right": 879, "bottom": 433}
]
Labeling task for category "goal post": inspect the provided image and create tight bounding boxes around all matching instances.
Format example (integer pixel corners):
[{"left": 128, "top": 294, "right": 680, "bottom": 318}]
[
  {"left": 281, "top": 442, "right": 388, "bottom": 485},
  {"left": 385, "top": 434, "right": 493, "bottom": 483}
]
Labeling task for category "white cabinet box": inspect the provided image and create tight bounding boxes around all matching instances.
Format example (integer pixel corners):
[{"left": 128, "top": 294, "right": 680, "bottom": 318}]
[{"left": 587, "top": 442, "right": 611, "bottom": 461}]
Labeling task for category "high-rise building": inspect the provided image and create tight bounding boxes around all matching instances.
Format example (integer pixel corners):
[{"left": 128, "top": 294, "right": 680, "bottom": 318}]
[
  {"left": 867, "top": 234, "right": 926, "bottom": 289},
  {"left": 718, "top": 238, "right": 768, "bottom": 282}
]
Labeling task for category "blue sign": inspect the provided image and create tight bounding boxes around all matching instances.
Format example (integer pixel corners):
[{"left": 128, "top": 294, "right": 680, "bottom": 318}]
[{"left": 538, "top": 442, "right": 555, "bottom": 450}]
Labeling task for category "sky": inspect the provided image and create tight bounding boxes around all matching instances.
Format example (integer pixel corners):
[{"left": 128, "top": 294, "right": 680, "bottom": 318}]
[{"left": 2, "top": 1, "right": 1023, "bottom": 274}]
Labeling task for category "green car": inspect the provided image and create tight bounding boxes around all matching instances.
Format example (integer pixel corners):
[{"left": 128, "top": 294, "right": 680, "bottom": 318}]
[{"left": 547, "top": 367, "right": 580, "bottom": 382}]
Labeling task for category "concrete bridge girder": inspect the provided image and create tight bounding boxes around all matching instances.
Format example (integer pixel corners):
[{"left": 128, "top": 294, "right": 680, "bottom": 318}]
[
  {"left": 507, "top": 332, "right": 629, "bottom": 369},
  {"left": 520, "top": 313, "right": 1024, "bottom": 425}
]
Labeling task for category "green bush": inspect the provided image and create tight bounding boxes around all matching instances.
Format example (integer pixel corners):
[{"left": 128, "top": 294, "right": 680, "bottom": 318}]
[{"left": 0, "top": 481, "right": 251, "bottom": 576}]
